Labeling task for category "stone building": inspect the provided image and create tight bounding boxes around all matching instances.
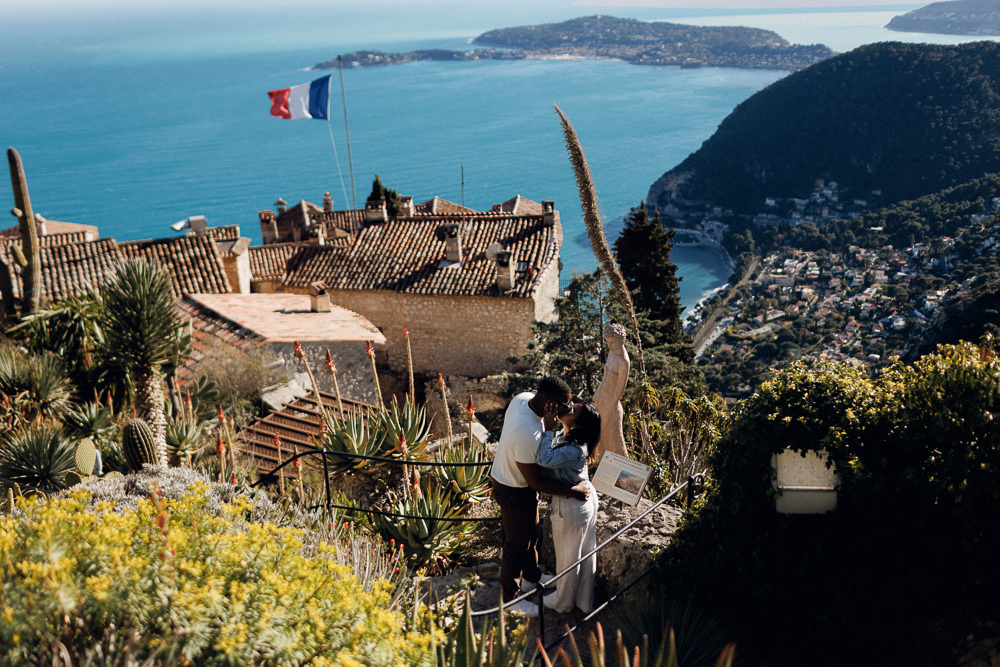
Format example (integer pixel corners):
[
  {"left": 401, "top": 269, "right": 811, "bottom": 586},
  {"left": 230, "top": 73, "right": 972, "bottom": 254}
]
[{"left": 250, "top": 193, "right": 563, "bottom": 379}]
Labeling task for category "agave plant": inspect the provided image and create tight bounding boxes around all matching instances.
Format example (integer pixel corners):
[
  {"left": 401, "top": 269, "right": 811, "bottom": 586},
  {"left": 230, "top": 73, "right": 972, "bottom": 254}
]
[
  {"left": 316, "top": 410, "right": 390, "bottom": 473},
  {"left": 0, "top": 422, "right": 76, "bottom": 492},
  {"left": 436, "top": 589, "right": 535, "bottom": 667},
  {"left": 374, "top": 397, "right": 431, "bottom": 461},
  {"left": 0, "top": 346, "right": 74, "bottom": 423},
  {"left": 165, "top": 416, "right": 214, "bottom": 467},
  {"left": 372, "top": 476, "right": 473, "bottom": 571},
  {"left": 63, "top": 401, "right": 116, "bottom": 443},
  {"left": 436, "top": 438, "right": 491, "bottom": 507}
]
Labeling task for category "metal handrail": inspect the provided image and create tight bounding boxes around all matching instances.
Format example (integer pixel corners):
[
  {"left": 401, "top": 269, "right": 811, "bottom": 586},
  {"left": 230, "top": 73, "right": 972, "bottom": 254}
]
[
  {"left": 470, "top": 473, "right": 705, "bottom": 651},
  {"left": 252, "top": 446, "right": 499, "bottom": 524},
  {"left": 254, "top": 442, "right": 706, "bottom": 649}
]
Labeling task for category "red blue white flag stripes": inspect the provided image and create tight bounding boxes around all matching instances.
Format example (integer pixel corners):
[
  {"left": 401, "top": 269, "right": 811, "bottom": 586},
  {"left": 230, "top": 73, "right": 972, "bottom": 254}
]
[{"left": 268, "top": 75, "right": 331, "bottom": 120}]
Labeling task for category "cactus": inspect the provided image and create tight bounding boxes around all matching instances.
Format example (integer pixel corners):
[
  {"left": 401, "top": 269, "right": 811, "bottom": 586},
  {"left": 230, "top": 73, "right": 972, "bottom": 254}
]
[
  {"left": 64, "top": 470, "right": 85, "bottom": 487},
  {"left": 74, "top": 437, "right": 97, "bottom": 476},
  {"left": 122, "top": 419, "right": 157, "bottom": 473},
  {"left": 7, "top": 147, "right": 42, "bottom": 316}
]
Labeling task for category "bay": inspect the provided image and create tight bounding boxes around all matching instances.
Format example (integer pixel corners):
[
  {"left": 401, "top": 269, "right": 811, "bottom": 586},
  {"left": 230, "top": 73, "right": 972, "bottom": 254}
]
[{"left": 3, "top": 2, "right": 993, "bottom": 313}]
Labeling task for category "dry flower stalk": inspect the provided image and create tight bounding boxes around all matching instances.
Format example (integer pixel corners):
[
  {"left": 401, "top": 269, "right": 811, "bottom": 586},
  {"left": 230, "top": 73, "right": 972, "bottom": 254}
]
[
  {"left": 294, "top": 341, "right": 330, "bottom": 424},
  {"left": 438, "top": 373, "right": 453, "bottom": 442},
  {"left": 366, "top": 341, "right": 384, "bottom": 410},
  {"left": 325, "top": 349, "right": 345, "bottom": 421},
  {"left": 554, "top": 104, "right": 646, "bottom": 380},
  {"left": 404, "top": 328, "right": 415, "bottom": 401}
]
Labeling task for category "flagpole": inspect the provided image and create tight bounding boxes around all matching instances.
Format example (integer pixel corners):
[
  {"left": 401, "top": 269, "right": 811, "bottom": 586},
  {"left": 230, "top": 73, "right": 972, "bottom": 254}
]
[
  {"left": 338, "top": 56, "right": 357, "bottom": 210},
  {"left": 322, "top": 75, "right": 351, "bottom": 211}
]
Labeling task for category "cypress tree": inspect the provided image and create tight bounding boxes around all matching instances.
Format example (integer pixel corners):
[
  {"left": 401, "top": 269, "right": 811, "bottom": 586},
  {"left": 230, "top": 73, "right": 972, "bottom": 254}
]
[{"left": 613, "top": 201, "right": 684, "bottom": 343}]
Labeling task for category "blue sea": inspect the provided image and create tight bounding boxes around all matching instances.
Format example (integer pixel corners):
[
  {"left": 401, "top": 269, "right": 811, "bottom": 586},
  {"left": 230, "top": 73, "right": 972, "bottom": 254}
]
[{"left": 3, "top": 1, "right": 994, "bottom": 312}]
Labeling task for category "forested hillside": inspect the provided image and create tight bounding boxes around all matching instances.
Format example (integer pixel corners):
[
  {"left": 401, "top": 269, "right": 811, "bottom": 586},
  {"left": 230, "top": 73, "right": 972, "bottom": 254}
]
[{"left": 648, "top": 41, "right": 1000, "bottom": 215}]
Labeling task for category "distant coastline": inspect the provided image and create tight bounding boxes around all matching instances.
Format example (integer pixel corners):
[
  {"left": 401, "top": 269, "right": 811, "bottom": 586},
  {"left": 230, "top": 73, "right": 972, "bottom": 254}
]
[
  {"left": 316, "top": 15, "right": 834, "bottom": 72},
  {"left": 887, "top": 0, "right": 1000, "bottom": 37}
]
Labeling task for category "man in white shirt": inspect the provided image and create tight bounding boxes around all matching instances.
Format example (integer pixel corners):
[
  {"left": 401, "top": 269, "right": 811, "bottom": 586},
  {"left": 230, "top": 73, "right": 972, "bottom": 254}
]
[{"left": 490, "top": 376, "right": 591, "bottom": 614}]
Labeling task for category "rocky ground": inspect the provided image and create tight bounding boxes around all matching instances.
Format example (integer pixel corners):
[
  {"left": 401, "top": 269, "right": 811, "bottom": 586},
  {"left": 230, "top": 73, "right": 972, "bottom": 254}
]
[{"left": 431, "top": 493, "right": 687, "bottom": 657}]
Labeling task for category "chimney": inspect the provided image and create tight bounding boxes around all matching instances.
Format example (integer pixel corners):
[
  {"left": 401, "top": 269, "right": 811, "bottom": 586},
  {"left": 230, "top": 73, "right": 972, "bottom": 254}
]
[
  {"left": 398, "top": 196, "right": 414, "bottom": 217},
  {"left": 323, "top": 191, "right": 333, "bottom": 213},
  {"left": 309, "top": 281, "right": 331, "bottom": 312},
  {"left": 542, "top": 200, "right": 556, "bottom": 227},
  {"left": 188, "top": 215, "right": 208, "bottom": 234},
  {"left": 442, "top": 224, "right": 462, "bottom": 263},
  {"left": 275, "top": 198, "right": 287, "bottom": 215},
  {"left": 34, "top": 213, "right": 48, "bottom": 237},
  {"left": 495, "top": 250, "right": 514, "bottom": 291},
  {"left": 294, "top": 200, "right": 309, "bottom": 242},
  {"left": 364, "top": 200, "right": 387, "bottom": 224},
  {"left": 259, "top": 211, "right": 278, "bottom": 244}
]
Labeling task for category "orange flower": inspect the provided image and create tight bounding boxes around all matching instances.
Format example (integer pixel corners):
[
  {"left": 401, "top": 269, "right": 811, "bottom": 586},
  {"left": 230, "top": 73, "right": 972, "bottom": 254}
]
[
  {"left": 466, "top": 396, "right": 475, "bottom": 420},
  {"left": 325, "top": 349, "right": 336, "bottom": 372},
  {"left": 365, "top": 341, "right": 374, "bottom": 358},
  {"left": 294, "top": 341, "right": 305, "bottom": 358}
]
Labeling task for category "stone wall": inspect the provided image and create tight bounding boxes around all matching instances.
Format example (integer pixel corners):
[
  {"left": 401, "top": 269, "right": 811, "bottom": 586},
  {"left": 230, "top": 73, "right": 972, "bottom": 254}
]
[
  {"left": 283, "top": 288, "right": 542, "bottom": 378},
  {"left": 422, "top": 373, "right": 510, "bottom": 439},
  {"left": 266, "top": 340, "right": 379, "bottom": 405}
]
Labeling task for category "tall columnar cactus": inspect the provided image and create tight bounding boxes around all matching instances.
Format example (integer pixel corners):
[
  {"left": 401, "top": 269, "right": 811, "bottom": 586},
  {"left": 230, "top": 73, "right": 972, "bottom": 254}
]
[
  {"left": 7, "top": 148, "right": 42, "bottom": 316},
  {"left": 122, "top": 419, "right": 157, "bottom": 473}
]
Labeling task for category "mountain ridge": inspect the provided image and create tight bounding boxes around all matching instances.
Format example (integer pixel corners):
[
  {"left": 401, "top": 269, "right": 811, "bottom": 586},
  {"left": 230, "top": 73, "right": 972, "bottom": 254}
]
[{"left": 648, "top": 41, "right": 1000, "bottom": 217}]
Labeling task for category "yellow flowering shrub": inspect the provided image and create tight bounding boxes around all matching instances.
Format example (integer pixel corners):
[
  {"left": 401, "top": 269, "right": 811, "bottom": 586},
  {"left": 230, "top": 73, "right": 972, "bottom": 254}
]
[{"left": 0, "top": 483, "right": 439, "bottom": 665}]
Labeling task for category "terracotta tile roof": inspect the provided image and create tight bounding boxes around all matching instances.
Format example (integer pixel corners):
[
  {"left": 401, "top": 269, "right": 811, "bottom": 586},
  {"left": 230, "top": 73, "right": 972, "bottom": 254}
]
[
  {"left": 118, "top": 235, "right": 232, "bottom": 297},
  {"left": 491, "top": 195, "right": 544, "bottom": 216},
  {"left": 37, "top": 232, "right": 95, "bottom": 248},
  {"left": 0, "top": 237, "right": 122, "bottom": 302},
  {"left": 415, "top": 196, "right": 477, "bottom": 215},
  {"left": 279, "top": 213, "right": 558, "bottom": 298},
  {"left": 0, "top": 220, "right": 100, "bottom": 242},
  {"left": 175, "top": 294, "right": 261, "bottom": 381},
  {"left": 237, "top": 392, "right": 372, "bottom": 477},
  {"left": 322, "top": 210, "right": 366, "bottom": 236},
  {"left": 37, "top": 239, "right": 123, "bottom": 301},
  {"left": 249, "top": 242, "right": 302, "bottom": 280},
  {"left": 319, "top": 225, "right": 355, "bottom": 247},
  {"left": 191, "top": 225, "right": 242, "bottom": 242}
]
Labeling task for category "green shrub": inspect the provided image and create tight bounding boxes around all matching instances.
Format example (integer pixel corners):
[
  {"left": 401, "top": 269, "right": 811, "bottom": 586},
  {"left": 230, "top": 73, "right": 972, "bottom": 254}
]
[
  {"left": 0, "top": 482, "right": 440, "bottom": 665},
  {"left": 660, "top": 341, "right": 1000, "bottom": 666}
]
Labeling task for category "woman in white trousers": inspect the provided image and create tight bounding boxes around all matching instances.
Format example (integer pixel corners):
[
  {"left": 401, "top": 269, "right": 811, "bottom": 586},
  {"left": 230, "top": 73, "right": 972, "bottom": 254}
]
[{"left": 537, "top": 402, "right": 601, "bottom": 614}]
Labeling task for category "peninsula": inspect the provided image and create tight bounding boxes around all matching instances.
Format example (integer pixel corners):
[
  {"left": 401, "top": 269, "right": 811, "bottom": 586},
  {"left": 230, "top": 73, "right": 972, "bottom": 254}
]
[
  {"left": 887, "top": 0, "right": 1000, "bottom": 36},
  {"left": 315, "top": 15, "right": 835, "bottom": 72}
]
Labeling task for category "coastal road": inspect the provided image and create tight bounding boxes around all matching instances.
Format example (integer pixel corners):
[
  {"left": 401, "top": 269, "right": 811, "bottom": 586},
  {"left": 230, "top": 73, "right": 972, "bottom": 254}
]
[{"left": 691, "top": 255, "right": 759, "bottom": 358}]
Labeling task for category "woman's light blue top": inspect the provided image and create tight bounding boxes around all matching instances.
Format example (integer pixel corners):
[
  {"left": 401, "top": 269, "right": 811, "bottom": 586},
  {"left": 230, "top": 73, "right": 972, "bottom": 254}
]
[{"left": 536, "top": 430, "right": 589, "bottom": 486}]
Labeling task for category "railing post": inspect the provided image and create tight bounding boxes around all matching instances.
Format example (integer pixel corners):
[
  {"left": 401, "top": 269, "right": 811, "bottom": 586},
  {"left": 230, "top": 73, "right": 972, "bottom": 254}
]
[
  {"left": 322, "top": 452, "right": 332, "bottom": 518},
  {"left": 685, "top": 473, "right": 703, "bottom": 508},
  {"left": 537, "top": 585, "right": 546, "bottom": 647}
]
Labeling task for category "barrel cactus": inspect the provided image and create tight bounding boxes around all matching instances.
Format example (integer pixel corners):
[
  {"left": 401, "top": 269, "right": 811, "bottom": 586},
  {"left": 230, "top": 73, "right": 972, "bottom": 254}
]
[{"left": 122, "top": 419, "right": 157, "bottom": 473}]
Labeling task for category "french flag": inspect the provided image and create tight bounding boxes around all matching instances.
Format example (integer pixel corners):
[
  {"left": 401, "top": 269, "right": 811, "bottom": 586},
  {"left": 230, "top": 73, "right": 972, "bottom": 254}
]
[{"left": 268, "top": 75, "right": 331, "bottom": 120}]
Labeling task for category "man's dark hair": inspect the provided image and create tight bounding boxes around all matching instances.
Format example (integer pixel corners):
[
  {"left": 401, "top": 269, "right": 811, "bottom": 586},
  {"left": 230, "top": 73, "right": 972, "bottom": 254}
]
[
  {"left": 537, "top": 375, "right": 571, "bottom": 401},
  {"left": 567, "top": 402, "right": 602, "bottom": 450}
]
